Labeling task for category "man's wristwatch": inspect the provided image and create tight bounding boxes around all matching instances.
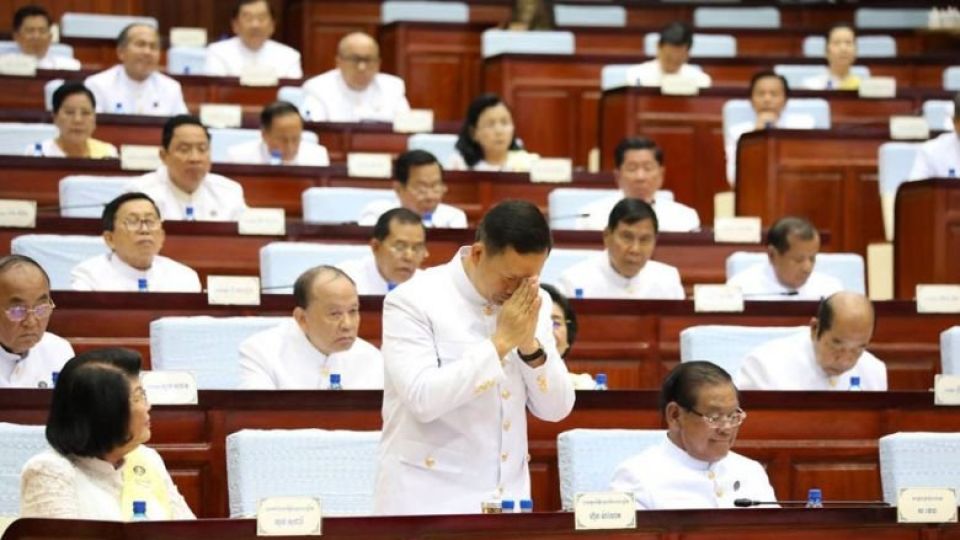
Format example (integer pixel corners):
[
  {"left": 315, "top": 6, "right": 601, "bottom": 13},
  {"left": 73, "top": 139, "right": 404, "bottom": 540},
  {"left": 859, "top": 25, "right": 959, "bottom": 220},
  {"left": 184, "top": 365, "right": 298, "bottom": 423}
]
[{"left": 517, "top": 345, "right": 545, "bottom": 364}]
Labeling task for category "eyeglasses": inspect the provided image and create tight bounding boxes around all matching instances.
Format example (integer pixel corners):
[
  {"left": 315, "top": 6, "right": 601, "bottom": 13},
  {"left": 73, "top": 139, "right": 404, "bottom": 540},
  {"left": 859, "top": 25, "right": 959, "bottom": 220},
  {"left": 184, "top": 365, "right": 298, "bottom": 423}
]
[
  {"left": 551, "top": 318, "right": 571, "bottom": 330},
  {"left": 339, "top": 54, "right": 380, "bottom": 66},
  {"left": 408, "top": 183, "right": 447, "bottom": 197},
  {"left": 4, "top": 302, "right": 55, "bottom": 323},
  {"left": 683, "top": 406, "right": 747, "bottom": 428},
  {"left": 385, "top": 242, "right": 427, "bottom": 257},
  {"left": 120, "top": 217, "right": 162, "bottom": 232}
]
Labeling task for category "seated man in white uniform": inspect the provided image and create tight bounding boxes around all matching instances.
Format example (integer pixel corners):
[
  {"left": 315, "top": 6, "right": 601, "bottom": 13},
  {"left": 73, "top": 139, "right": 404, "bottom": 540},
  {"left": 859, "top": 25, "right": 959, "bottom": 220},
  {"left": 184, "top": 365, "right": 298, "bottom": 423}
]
[
  {"left": 125, "top": 115, "right": 247, "bottom": 221},
  {"left": 610, "top": 361, "right": 776, "bottom": 509},
  {"left": 70, "top": 192, "right": 202, "bottom": 292},
  {"left": 727, "top": 216, "right": 843, "bottom": 300},
  {"left": 576, "top": 137, "right": 700, "bottom": 232},
  {"left": 559, "top": 198, "right": 685, "bottom": 299},
  {"left": 301, "top": 32, "right": 410, "bottom": 122},
  {"left": 84, "top": 23, "right": 188, "bottom": 116},
  {"left": 238, "top": 265, "right": 383, "bottom": 390},
  {"left": 3, "top": 5, "right": 80, "bottom": 70},
  {"left": 725, "top": 70, "right": 816, "bottom": 185},
  {"left": 737, "top": 291, "right": 887, "bottom": 391},
  {"left": 338, "top": 208, "right": 428, "bottom": 295},
  {"left": 908, "top": 91, "right": 960, "bottom": 180},
  {"left": 205, "top": 0, "right": 302, "bottom": 79},
  {"left": 225, "top": 100, "right": 329, "bottom": 166},
  {"left": 0, "top": 255, "right": 74, "bottom": 389},
  {"left": 358, "top": 149, "right": 467, "bottom": 228},
  {"left": 626, "top": 21, "right": 711, "bottom": 88}
]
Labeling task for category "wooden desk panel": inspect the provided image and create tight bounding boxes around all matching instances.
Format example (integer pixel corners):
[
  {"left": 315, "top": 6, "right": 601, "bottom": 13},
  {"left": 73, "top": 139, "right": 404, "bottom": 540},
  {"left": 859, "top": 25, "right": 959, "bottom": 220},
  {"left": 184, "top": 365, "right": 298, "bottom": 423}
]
[{"left": 894, "top": 179, "right": 960, "bottom": 298}]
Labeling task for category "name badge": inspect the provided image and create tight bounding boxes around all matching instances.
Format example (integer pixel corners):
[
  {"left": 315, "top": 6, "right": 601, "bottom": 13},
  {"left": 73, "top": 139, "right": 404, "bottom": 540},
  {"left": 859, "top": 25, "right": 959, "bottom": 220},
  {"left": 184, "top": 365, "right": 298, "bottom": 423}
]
[
  {"left": 170, "top": 27, "right": 208, "bottom": 48},
  {"left": 0, "top": 54, "right": 37, "bottom": 76},
  {"left": 530, "top": 158, "right": 572, "bottom": 183},
  {"left": 207, "top": 275, "right": 261, "bottom": 306},
  {"left": 257, "top": 496, "right": 322, "bottom": 536},
  {"left": 714, "top": 191, "right": 735, "bottom": 219},
  {"left": 916, "top": 284, "right": 960, "bottom": 313},
  {"left": 934, "top": 375, "right": 960, "bottom": 406},
  {"left": 347, "top": 152, "right": 392, "bottom": 178},
  {"left": 897, "top": 488, "right": 958, "bottom": 523},
  {"left": 858, "top": 76, "right": 896, "bottom": 99},
  {"left": 574, "top": 492, "right": 636, "bottom": 530},
  {"left": 240, "top": 65, "right": 279, "bottom": 87},
  {"left": 0, "top": 199, "right": 37, "bottom": 228},
  {"left": 392, "top": 109, "right": 434, "bottom": 133},
  {"left": 238, "top": 208, "right": 286, "bottom": 236},
  {"left": 660, "top": 74, "right": 699, "bottom": 96},
  {"left": 889, "top": 116, "right": 930, "bottom": 141},
  {"left": 141, "top": 371, "right": 198, "bottom": 405},
  {"left": 120, "top": 145, "right": 162, "bottom": 171},
  {"left": 713, "top": 217, "right": 762, "bottom": 243},
  {"left": 694, "top": 284, "right": 745, "bottom": 312},
  {"left": 200, "top": 104, "right": 243, "bottom": 129}
]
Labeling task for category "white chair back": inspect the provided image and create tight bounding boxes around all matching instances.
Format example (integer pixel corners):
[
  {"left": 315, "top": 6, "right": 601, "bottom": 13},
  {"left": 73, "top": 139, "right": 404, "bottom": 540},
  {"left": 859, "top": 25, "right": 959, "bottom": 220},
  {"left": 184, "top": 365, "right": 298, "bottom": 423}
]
[
  {"left": 381, "top": 1, "right": 468, "bottom": 23},
  {"left": 0, "top": 423, "right": 48, "bottom": 517},
  {"left": 694, "top": 7, "right": 780, "bottom": 28},
  {"left": 0, "top": 123, "right": 58, "bottom": 155},
  {"left": 277, "top": 86, "right": 306, "bottom": 111},
  {"left": 725, "top": 251, "right": 865, "bottom": 294},
  {"left": 58, "top": 175, "right": 132, "bottom": 218},
  {"left": 44, "top": 79, "right": 65, "bottom": 111},
  {"left": 548, "top": 188, "right": 618, "bottom": 229},
  {"left": 722, "top": 98, "right": 831, "bottom": 140},
  {"left": 167, "top": 46, "right": 206, "bottom": 75},
  {"left": 643, "top": 33, "right": 737, "bottom": 57},
  {"left": 941, "top": 327, "right": 960, "bottom": 375},
  {"left": 774, "top": 64, "right": 870, "bottom": 89},
  {"left": 259, "top": 242, "right": 371, "bottom": 294},
  {"left": 922, "top": 100, "right": 955, "bottom": 132},
  {"left": 879, "top": 432, "right": 960, "bottom": 505},
  {"left": 60, "top": 13, "right": 157, "bottom": 39},
  {"left": 554, "top": 5, "right": 626, "bottom": 27},
  {"left": 481, "top": 30, "right": 575, "bottom": 58},
  {"left": 407, "top": 133, "right": 458, "bottom": 165},
  {"left": 601, "top": 64, "right": 633, "bottom": 90},
  {"left": 680, "top": 325, "right": 808, "bottom": 378},
  {"left": 877, "top": 142, "right": 921, "bottom": 240},
  {"left": 301, "top": 187, "right": 395, "bottom": 224},
  {"left": 802, "top": 35, "right": 897, "bottom": 58},
  {"left": 10, "top": 235, "right": 109, "bottom": 290},
  {"left": 541, "top": 248, "right": 600, "bottom": 287},
  {"left": 855, "top": 8, "right": 928, "bottom": 29},
  {"left": 945, "top": 66, "right": 960, "bottom": 91},
  {"left": 0, "top": 41, "right": 74, "bottom": 59}
]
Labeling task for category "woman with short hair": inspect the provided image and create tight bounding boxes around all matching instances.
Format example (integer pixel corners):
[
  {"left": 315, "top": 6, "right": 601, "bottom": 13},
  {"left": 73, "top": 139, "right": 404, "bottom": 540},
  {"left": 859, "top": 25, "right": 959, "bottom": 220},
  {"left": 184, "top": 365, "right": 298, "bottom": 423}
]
[
  {"left": 446, "top": 93, "right": 537, "bottom": 172},
  {"left": 26, "top": 81, "right": 118, "bottom": 158}
]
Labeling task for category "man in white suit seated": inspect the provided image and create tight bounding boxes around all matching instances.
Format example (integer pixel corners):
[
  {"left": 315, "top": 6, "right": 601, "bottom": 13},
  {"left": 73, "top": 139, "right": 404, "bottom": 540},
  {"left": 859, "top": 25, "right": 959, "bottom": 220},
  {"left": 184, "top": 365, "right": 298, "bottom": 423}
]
[
  {"left": 626, "top": 21, "right": 711, "bottom": 88},
  {"left": 727, "top": 216, "right": 843, "bottom": 300},
  {"left": 205, "top": 0, "right": 302, "bottom": 79},
  {"left": 338, "top": 208, "right": 429, "bottom": 295},
  {"left": 908, "top": 91, "right": 960, "bottom": 181},
  {"left": 225, "top": 100, "right": 329, "bottom": 166},
  {"left": 576, "top": 137, "right": 700, "bottom": 232},
  {"left": 611, "top": 361, "right": 777, "bottom": 509},
  {"left": 2, "top": 5, "right": 80, "bottom": 70},
  {"left": 736, "top": 291, "right": 887, "bottom": 391},
  {"left": 71, "top": 192, "right": 202, "bottom": 292},
  {"left": 301, "top": 31, "right": 410, "bottom": 122},
  {"left": 238, "top": 265, "right": 383, "bottom": 390},
  {"left": 560, "top": 198, "right": 685, "bottom": 300}
]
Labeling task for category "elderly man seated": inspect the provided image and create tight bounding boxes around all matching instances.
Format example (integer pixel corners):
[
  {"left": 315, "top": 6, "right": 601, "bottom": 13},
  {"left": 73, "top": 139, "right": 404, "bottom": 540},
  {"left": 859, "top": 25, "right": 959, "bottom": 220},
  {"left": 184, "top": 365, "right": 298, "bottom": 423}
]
[
  {"left": 225, "top": 100, "right": 329, "bottom": 166},
  {"left": 205, "top": 0, "right": 302, "bottom": 79},
  {"left": 339, "top": 208, "right": 428, "bottom": 294}
]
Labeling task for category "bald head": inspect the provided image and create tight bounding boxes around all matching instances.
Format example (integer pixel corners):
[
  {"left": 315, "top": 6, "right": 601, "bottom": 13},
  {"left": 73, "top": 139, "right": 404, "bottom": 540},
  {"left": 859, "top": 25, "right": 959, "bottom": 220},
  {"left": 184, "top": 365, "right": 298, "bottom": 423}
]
[
  {"left": 810, "top": 291, "right": 875, "bottom": 377},
  {"left": 336, "top": 32, "right": 381, "bottom": 91},
  {"left": 293, "top": 265, "right": 355, "bottom": 309}
]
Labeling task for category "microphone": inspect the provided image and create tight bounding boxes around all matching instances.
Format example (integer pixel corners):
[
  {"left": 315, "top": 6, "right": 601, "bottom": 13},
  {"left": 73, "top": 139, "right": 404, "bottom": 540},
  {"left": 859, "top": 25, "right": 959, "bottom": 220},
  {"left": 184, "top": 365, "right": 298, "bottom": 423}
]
[
  {"left": 741, "top": 290, "right": 800, "bottom": 298},
  {"left": 259, "top": 284, "right": 295, "bottom": 291},
  {"left": 548, "top": 212, "right": 591, "bottom": 225},
  {"left": 734, "top": 498, "right": 890, "bottom": 508}
]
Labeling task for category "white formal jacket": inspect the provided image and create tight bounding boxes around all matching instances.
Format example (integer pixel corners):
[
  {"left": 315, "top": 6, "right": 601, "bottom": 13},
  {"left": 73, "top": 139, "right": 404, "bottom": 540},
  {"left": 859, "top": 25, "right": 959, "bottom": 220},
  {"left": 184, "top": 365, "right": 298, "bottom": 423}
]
[
  {"left": 85, "top": 65, "right": 188, "bottom": 116},
  {"left": 358, "top": 197, "right": 467, "bottom": 229},
  {"left": 625, "top": 60, "right": 712, "bottom": 88},
  {"left": 908, "top": 132, "right": 960, "bottom": 181},
  {"left": 727, "top": 262, "right": 843, "bottom": 301},
  {"left": 558, "top": 253, "right": 684, "bottom": 300},
  {"left": 204, "top": 37, "right": 302, "bottom": 79},
  {"left": 71, "top": 253, "right": 201, "bottom": 292},
  {"left": 125, "top": 166, "right": 247, "bottom": 222},
  {"left": 302, "top": 70, "right": 409, "bottom": 122},
  {"left": 576, "top": 193, "right": 700, "bottom": 232},
  {"left": 0, "top": 332, "right": 74, "bottom": 389},
  {"left": 224, "top": 139, "right": 329, "bottom": 166}
]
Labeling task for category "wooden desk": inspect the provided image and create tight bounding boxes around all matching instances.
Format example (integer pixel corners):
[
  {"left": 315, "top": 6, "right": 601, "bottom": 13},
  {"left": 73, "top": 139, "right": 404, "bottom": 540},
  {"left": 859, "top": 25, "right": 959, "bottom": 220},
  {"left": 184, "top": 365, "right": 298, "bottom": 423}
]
[{"left": 894, "top": 178, "right": 960, "bottom": 298}]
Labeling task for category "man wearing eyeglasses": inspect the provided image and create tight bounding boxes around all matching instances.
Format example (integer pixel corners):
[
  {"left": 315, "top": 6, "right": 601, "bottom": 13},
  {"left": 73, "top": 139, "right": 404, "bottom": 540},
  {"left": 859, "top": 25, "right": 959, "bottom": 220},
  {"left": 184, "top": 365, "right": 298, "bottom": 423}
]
[
  {"left": 338, "top": 208, "right": 428, "bottom": 295},
  {"left": 0, "top": 255, "right": 74, "bottom": 388},
  {"left": 301, "top": 31, "right": 410, "bottom": 122},
  {"left": 70, "top": 192, "right": 201, "bottom": 292},
  {"left": 359, "top": 150, "right": 467, "bottom": 228},
  {"left": 610, "top": 361, "right": 776, "bottom": 509}
]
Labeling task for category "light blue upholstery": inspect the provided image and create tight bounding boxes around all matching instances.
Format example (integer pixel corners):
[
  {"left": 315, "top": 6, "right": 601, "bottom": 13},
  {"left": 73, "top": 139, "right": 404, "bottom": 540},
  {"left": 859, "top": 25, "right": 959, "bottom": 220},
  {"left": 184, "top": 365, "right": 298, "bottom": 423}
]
[
  {"left": 227, "top": 429, "right": 380, "bottom": 517},
  {"left": 541, "top": 248, "right": 600, "bottom": 288},
  {"left": 0, "top": 123, "right": 57, "bottom": 155},
  {"left": 774, "top": 64, "right": 871, "bottom": 89},
  {"left": 802, "top": 35, "right": 897, "bottom": 58},
  {"left": 878, "top": 142, "right": 920, "bottom": 197},
  {"left": 554, "top": 5, "right": 626, "bottom": 27},
  {"left": 60, "top": 13, "right": 157, "bottom": 39},
  {"left": 855, "top": 8, "right": 928, "bottom": 29},
  {"left": 0, "top": 423, "right": 47, "bottom": 517},
  {"left": 643, "top": 33, "right": 737, "bottom": 58},
  {"left": 693, "top": 7, "right": 780, "bottom": 29},
  {"left": 149, "top": 316, "right": 286, "bottom": 389},
  {"left": 548, "top": 188, "right": 618, "bottom": 229},
  {"left": 44, "top": 79, "right": 64, "bottom": 111},
  {"left": 557, "top": 429, "right": 666, "bottom": 511},
  {"left": 210, "top": 128, "right": 319, "bottom": 162},
  {"left": 601, "top": 64, "right": 633, "bottom": 90},
  {"left": 725, "top": 251, "right": 865, "bottom": 294},
  {"left": 680, "top": 325, "right": 808, "bottom": 378},
  {"left": 923, "top": 100, "right": 955, "bottom": 132},
  {"left": 277, "top": 86, "right": 306, "bottom": 111},
  {"left": 10, "top": 235, "right": 109, "bottom": 290},
  {"left": 260, "top": 242, "right": 371, "bottom": 294},
  {"left": 407, "top": 133, "right": 458, "bottom": 165},
  {"left": 381, "top": 1, "right": 468, "bottom": 23},
  {"left": 0, "top": 41, "right": 74, "bottom": 59},
  {"left": 481, "top": 30, "right": 575, "bottom": 58},
  {"left": 942, "top": 327, "right": 960, "bottom": 375},
  {"left": 879, "top": 432, "right": 960, "bottom": 505},
  {"left": 58, "top": 175, "right": 132, "bottom": 218},
  {"left": 723, "top": 98, "right": 831, "bottom": 137},
  {"left": 945, "top": 67, "right": 960, "bottom": 91},
  {"left": 301, "top": 187, "right": 395, "bottom": 224},
  {"left": 167, "top": 46, "right": 206, "bottom": 75}
]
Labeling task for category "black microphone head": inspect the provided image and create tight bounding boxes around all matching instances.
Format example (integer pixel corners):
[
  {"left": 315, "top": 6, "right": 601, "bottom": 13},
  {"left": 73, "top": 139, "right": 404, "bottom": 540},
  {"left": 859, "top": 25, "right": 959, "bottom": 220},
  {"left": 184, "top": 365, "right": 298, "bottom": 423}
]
[{"left": 733, "top": 498, "right": 754, "bottom": 507}]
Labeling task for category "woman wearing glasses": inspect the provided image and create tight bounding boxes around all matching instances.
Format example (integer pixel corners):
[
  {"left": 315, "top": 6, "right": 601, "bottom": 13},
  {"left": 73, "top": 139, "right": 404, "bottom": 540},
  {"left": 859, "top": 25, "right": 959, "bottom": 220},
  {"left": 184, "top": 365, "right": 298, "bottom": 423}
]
[{"left": 21, "top": 348, "right": 195, "bottom": 520}]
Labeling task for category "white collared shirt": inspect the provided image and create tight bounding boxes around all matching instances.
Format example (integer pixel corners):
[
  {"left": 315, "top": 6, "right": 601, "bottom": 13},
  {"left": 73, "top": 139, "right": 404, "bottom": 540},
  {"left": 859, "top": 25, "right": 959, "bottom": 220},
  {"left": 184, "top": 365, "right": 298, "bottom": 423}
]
[
  {"left": 736, "top": 331, "right": 888, "bottom": 391},
  {"left": 0, "top": 48, "right": 80, "bottom": 70},
  {"left": 301, "top": 70, "right": 409, "bottom": 122},
  {"left": 204, "top": 37, "right": 302, "bottom": 79},
  {"left": 25, "top": 138, "right": 118, "bottom": 159},
  {"left": 610, "top": 436, "right": 777, "bottom": 509},
  {"left": 237, "top": 318, "right": 383, "bottom": 390},
  {"left": 358, "top": 196, "right": 467, "bottom": 228},
  {"left": 576, "top": 193, "right": 700, "bottom": 232},
  {"left": 20, "top": 446, "right": 195, "bottom": 520},
  {"left": 908, "top": 132, "right": 960, "bottom": 181},
  {"left": 727, "top": 262, "right": 843, "bottom": 301},
  {"left": 725, "top": 112, "right": 817, "bottom": 185},
  {"left": 84, "top": 64, "right": 188, "bottom": 116},
  {"left": 0, "top": 332, "right": 73, "bottom": 389},
  {"left": 124, "top": 165, "right": 247, "bottom": 222},
  {"left": 70, "top": 252, "right": 201, "bottom": 292},
  {"left": 625, "top": 60, "right": 712, "bottom": 88},
  {"left": 374, "top": 247, "right": 575, "bottom": 515},
  {"left": 557, "top": 252, "right": 685, "bottom": 300},
  {"left": 224, "top": 138, "right": 329, "bottom": 166},
  {"left": 337, "top": 255, "right": 399, "bottom": 295}
]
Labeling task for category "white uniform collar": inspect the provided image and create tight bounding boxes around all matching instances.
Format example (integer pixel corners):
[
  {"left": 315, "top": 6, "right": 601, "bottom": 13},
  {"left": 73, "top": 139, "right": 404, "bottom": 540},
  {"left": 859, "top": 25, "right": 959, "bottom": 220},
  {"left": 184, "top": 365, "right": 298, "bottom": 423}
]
[
  {"left": 156, "top": 165, "right": 198, "bottom": 203},
  {"left": 664, "top": 433, "right": 719, "bottom": 471},
  {"left": 0, "top": 344, "right": 28, "bottom": 364},
  {"left": 107, "top": 251, "right": 153, "bottom": 277},
  {"left": 290, "top": 318, "right": 332, "bottom": 367},
  {"left": 449, "top": 247, "right": 491, "bottom": 308},
  {"left": 599, "top": 251, "right": 641, "bottom": 288},
  {"left": 762, "top": 263, "right": 795, "bottom": 294},
  {"left": 802, "top": 333, "right": 843, "bottom": 387}
]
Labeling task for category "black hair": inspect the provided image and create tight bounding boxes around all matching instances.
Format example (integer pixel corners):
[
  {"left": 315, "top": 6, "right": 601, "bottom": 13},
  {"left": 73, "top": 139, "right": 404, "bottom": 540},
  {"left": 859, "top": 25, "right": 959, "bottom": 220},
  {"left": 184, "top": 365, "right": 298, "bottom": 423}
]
[
  {"left": 454, "top": 94, "right": 520, "bottom": 168},
  {"left": 614, "top": 136, "right": 663, "bottom": 168},
  {"left": 540, "top": 283, "right": 578, "bottom": 356},
  {"left": 13, "top": 5, "right": 50, "bottom": 32},
  {"left": 117, "top": 22, "right": 157, "bottom": 48},
  {"left": 749, "top": 69, "right": 790, "bottom": 98},
  {"left": 260, "top": 100, "right": 301, "bottom": 130},
  {"left": 162, "top": 115, "right": 210, "bottom": 150},
  {"left": 101, "top": 192, "right": 162, "bottom": 232},
  {"left": 372, "top": 207, "right": 423, "bottom": 242},
  {"left": 826, "top": 22, "right": 856, "bottom": 42},
  {"left": 0, "top": 254, "right": 51, "bottom": 287},
  {"left": 660, "top": 361, "right": 734, "bottom": 415},
  {"left": 293, "top": 265, "right": 355, "bottom": 309},
  {"left": 232, "top": 0, "right": 274, "bottom": 20},
  {"left": 394, "top": 149, "right": 440, "bottom": 185},
  {"left": 814, "top": 292, "right": 876, "bottom": 339},
  {"left": 476, "top": 200, "right": 552, "bottom": 256},
  {"left": 51, "top": 81, "right": 96, "bottom": 115},
  {"left": 766, "top": 216, "right": 816, "bottom": 255},
  {"left": 659, "top": 21, "right": 693, "bottom": 49},
  {"left": 607, "top": 198, "right": 659, "bottom": 233},
  {"left": 45, "top": 348, "right": 142, "bottom": 458}
]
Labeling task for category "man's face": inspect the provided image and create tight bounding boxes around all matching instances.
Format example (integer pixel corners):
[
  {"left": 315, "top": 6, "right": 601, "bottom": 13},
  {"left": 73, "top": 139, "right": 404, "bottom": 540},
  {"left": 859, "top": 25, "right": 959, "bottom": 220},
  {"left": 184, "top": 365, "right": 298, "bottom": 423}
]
[
  {"left": 603, "top": 219, "right": 657, "bottom": 279},
  {"left": 811, "top": 313, "right": 873, "bottom": 377},
  {"left": 471, "top": 104, "right": 515, "bottom": 161},
  {"left": 614, "top": 149, "right": 664, "bottom": 203},
  {"left": 769, "top": 232, "right": 819, "bottom": 290},
  {"left": 750, "top": 76, "right": 787, "bottom": 118},
  {"left": 371, "top": 220, "right": 428, "bottom": 285},
  {"left": 657, "top": 43, "right": 689, "bottom": 75},
  {"left": 118, "top": 25, "right": 160, "bottom": 82},
  {"left": 395, "top": 162, "right": 445, "bottom": 217},
  {"left": 14, "top": 15, "right": 51, "bottom": 57},
  {"left": 104, "top": 198, "right": 164, "bottom": 271},
  {"left": 232, "top": 0, "right": 274, "bottom": 51},
  {"left": 826, "top": 27, "right": 856, "bottom": 73},
  {"left": 160, "top": 124, "right": 211, "bottom": 194},
  {"left": 294, "top": 274, "right": 360, "bottom": 356},
  {"left": 53, "top": 93, "right": 96, "bottom": 149},
  {"left": 469, "top": 244, "right": 547, "bottom": 305},
  {"left": 667, "top": 382, "right": 741, "bottom": 463},
  {"left": 336, "top": 34, "right": 380, "bottom": 91},
  {"left": 262, "top": 113, "right": 303, "bottom": 162},
  {"left": 0, "top": 264, "right": 53, "bottom": 355}
]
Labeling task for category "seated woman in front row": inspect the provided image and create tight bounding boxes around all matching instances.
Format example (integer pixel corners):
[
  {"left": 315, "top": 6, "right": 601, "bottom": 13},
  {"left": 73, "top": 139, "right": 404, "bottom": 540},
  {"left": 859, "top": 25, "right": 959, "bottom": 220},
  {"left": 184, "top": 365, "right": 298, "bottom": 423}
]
[
  {"left": 26, "top": 81, "right": 118, "bottom": 159},
  {"left": 446, "top": 93, "right": 537, "bottom": 172},
  {"left": 20, "top": 348, "right": 195, "bottom": 520}
]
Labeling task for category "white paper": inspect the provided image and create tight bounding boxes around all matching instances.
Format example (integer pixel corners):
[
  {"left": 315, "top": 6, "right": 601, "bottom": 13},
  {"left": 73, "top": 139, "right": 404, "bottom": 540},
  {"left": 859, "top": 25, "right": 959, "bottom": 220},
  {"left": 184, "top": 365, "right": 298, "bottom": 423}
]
[
  {"left": 170, "top": 27, "right": 208, "bottom": 48},
  {"left": 240, "top": 65, "right": 279, "bottom": 86},
  {"left": 0, "top": 199, "right": 37, "bottom": 228},
  {"left": 529, "top": 158, "right": 573, "bottom": 183},
  {"left": 120, "top": 145, "right": 162, "bottom": 171},
  {"left": 897, "top": 488, "right": 958, "bottom": 523},
  {"left": 713, "top": 217, "right": 762, "bottom": 243},
  {"left": 0, "top": 54, "right": 37, "bottom": 76},
  {"left": 694, "top": 284, "right": 745, "bottom": 312},
  {"left": 574, "top": 492, "right": 636, "bottom": 530},
  {"left": 257, "top": 496, "right": 322, "bottom": 536},
  {"left": 714, "top": 191, "right": 735, "bottom": 219},
  {"left": 392, "top": 109, "right": 434, "bottom": 133},
  {"left": 200, "top": 104, "right": 243, "bottom": 129},
  {"left": 916, "top": 284, "right": 960, "bottom": 313},
  {"left": 858, "top": 76, "right": 897, "bottom": 99},
  {"left": 141, "top": 371, "right": 198, "bottom": 405},
  {"left": 889, "top": 116, "right": 930, "bottom": 141},
  {"left": 207, "top": 275, "right": 261, "bottom": 306},
  {"left": 238, "top": 208, "right": 286, "bottom": 236},
  {"left": 660, "top": 74, "right": 699, "bottom": 96},
  {"left": 934, "top": 375, "right": 960, "bottom": 406},
  {"left": 347, "top": 152, "right": 393, "bottom": 178}
]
